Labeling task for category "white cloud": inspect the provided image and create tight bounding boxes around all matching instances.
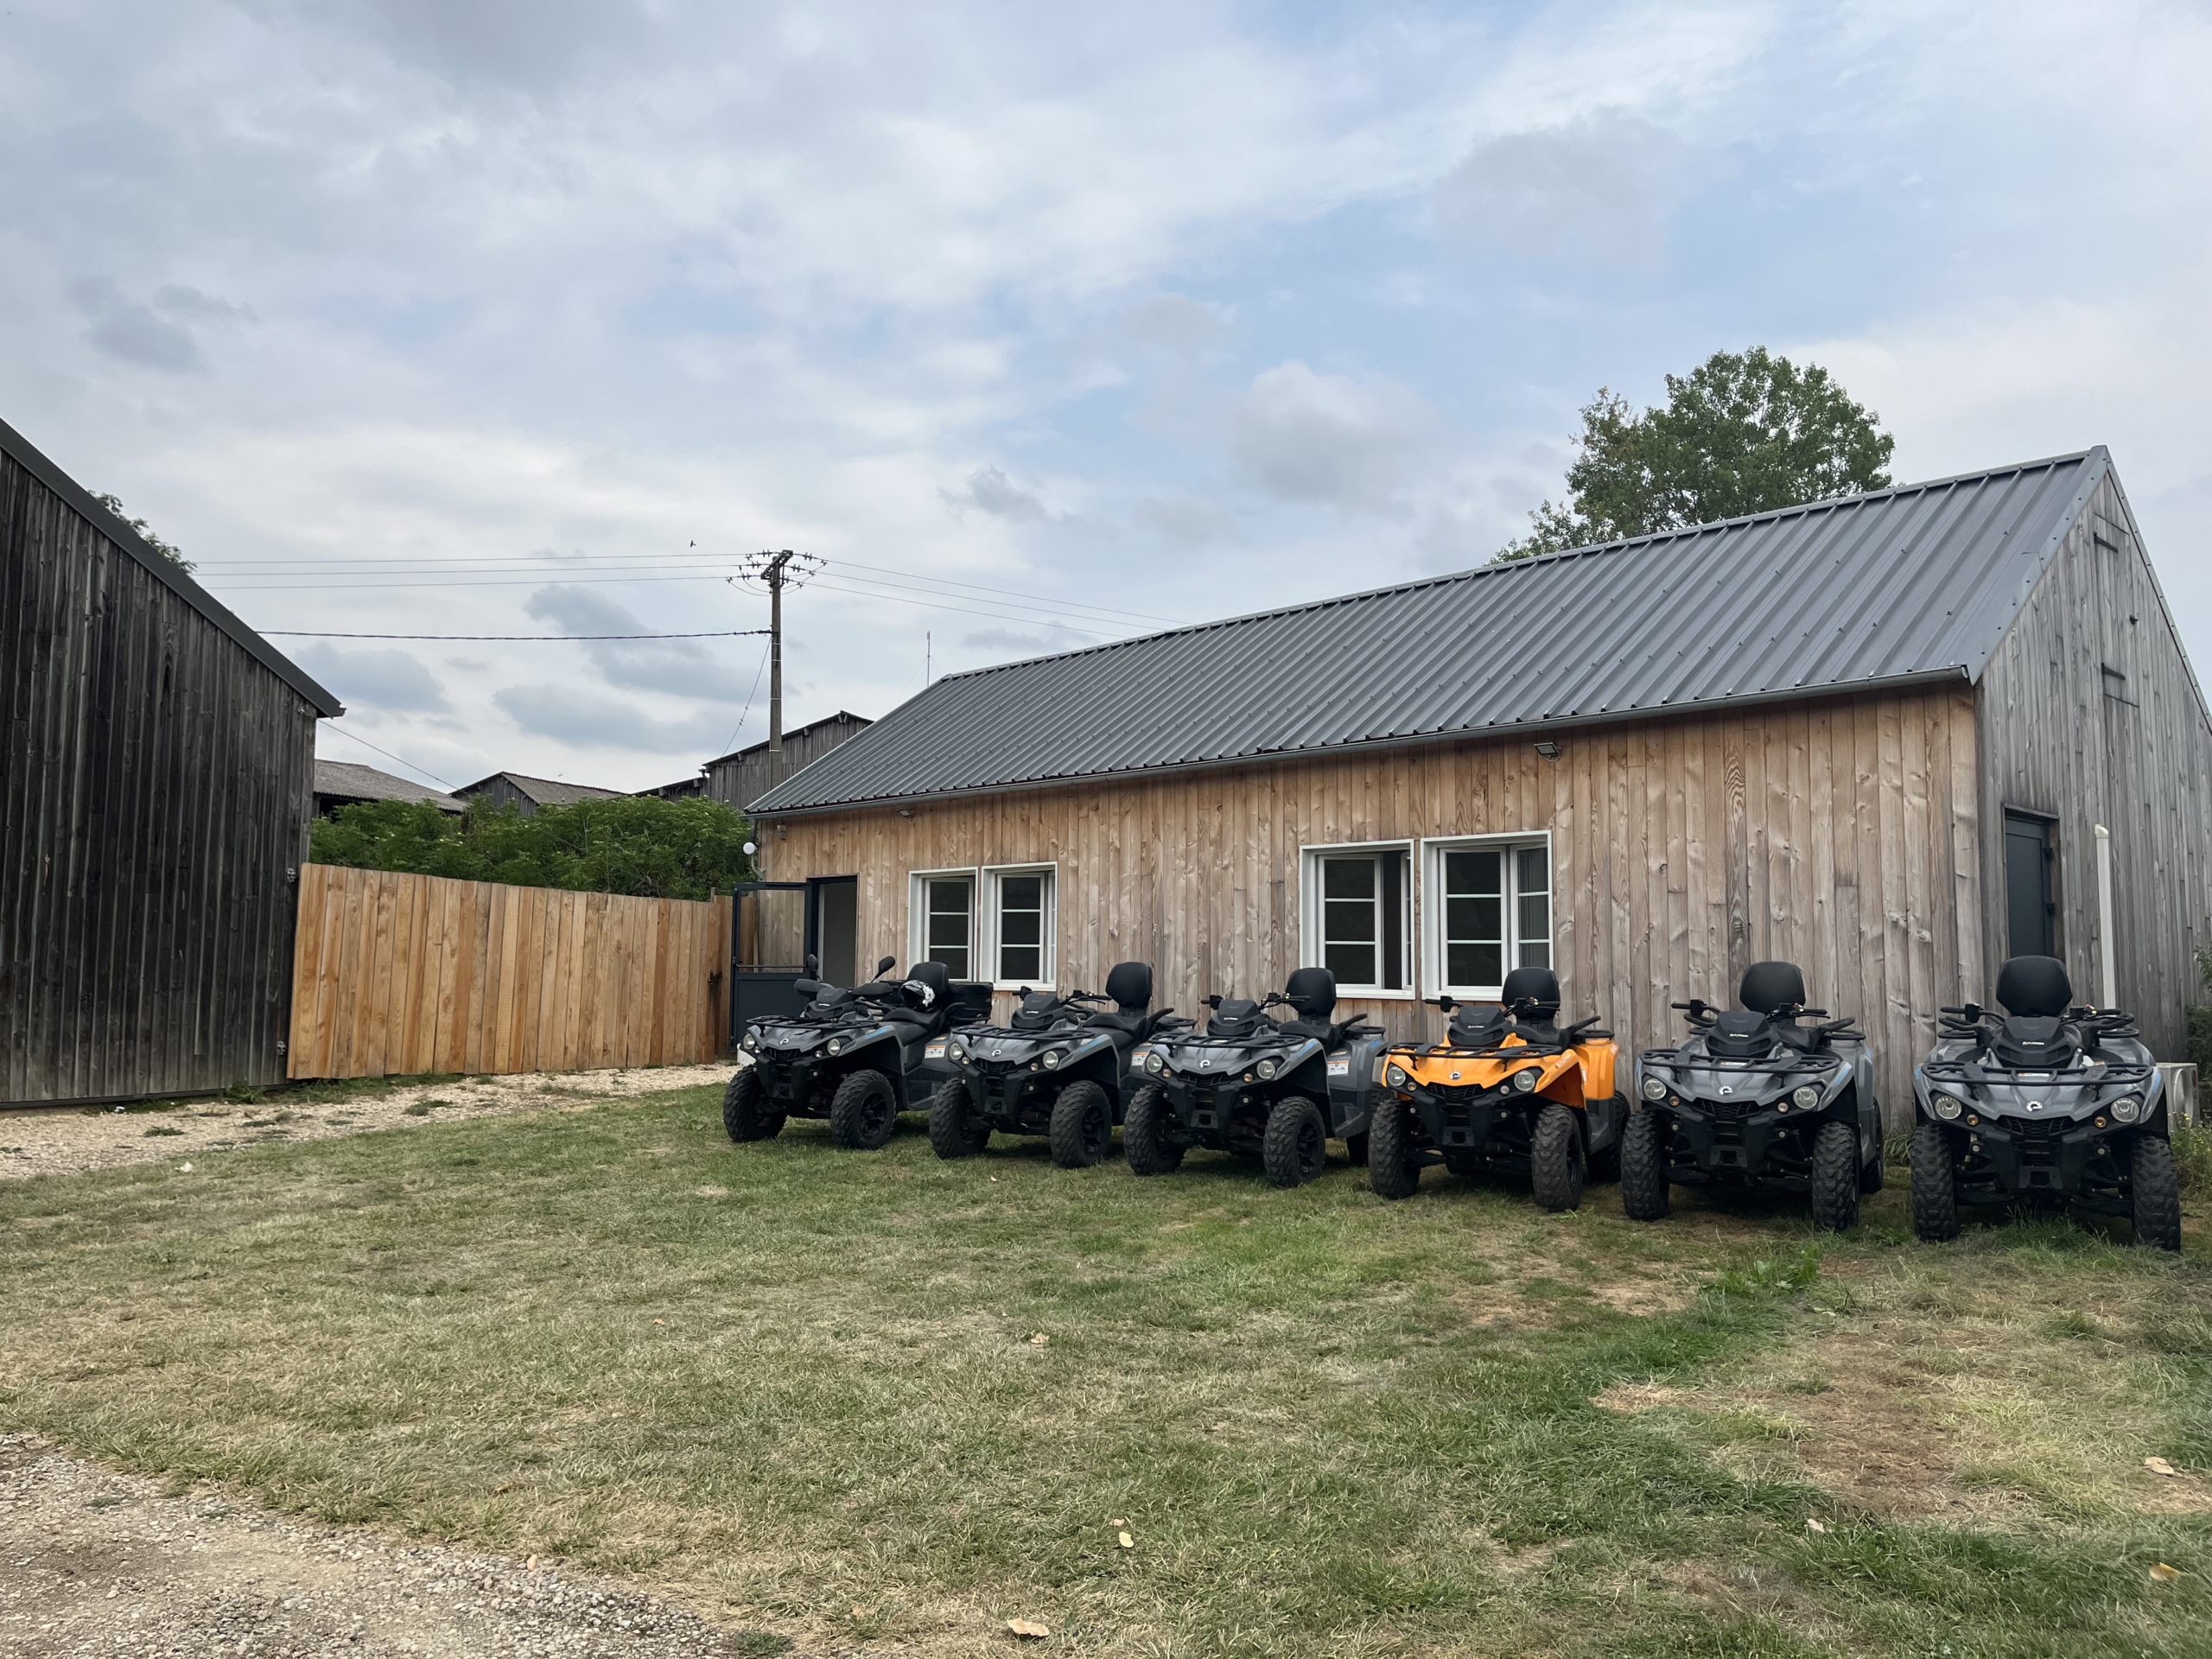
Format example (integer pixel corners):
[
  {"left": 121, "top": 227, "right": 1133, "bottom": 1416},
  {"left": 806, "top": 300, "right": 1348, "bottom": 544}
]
[
  {"left": 291, "top": 641, "right": 449, "bottom": 711},
  {"left": 940, "top": 466, "right": 1047, "bottom": 522},
  {"left": 1230, "top": 361, "right": 1441, "bottom": 514}
]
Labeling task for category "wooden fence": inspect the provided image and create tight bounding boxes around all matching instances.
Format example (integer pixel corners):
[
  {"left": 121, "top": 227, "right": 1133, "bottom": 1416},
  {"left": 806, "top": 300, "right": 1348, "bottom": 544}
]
[{"left": 288, "top": 864, "right": 731, "bottom": 1080}]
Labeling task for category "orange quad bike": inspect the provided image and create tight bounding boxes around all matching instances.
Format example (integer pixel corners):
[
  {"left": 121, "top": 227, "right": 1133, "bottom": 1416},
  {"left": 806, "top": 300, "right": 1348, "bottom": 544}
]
[{"left": 1369, "top": 967, "right": 1626, "bottom": 1211}]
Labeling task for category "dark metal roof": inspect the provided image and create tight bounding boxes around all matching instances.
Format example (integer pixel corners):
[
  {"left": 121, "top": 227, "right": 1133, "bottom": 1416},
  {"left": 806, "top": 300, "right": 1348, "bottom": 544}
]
[
  {"left": 754, "top": 449, "right": 2113, "bottom": 816},
  {"left": 454, "top": 771, "right": 626, "bottom": 807},
  {"left": 0, "top": 413, "right": 344, "bottom": 717},
  {"left": 702, "top": 709, "right": 873, "bottom": 769},
  {"left": 314, "top": 760, "right": 464, "bottom": 812}
]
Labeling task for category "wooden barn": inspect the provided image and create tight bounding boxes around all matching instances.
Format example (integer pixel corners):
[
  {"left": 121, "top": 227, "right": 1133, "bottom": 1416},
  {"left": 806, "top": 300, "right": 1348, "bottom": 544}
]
[
  {"left": 453, "top": 771, "right": 623, "bottom": 817},
  {"left": 2, "top": 416, "right": 343, "bottom": 1106},
  {"left": 742, "top": 449, "right": 2212, "bottom": 1125}
]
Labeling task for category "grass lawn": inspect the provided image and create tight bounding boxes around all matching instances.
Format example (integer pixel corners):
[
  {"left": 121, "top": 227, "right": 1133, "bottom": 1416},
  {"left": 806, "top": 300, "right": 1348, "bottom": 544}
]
[{"left": 1, "top": 1087, "right": 2207, "bottom": 1658}]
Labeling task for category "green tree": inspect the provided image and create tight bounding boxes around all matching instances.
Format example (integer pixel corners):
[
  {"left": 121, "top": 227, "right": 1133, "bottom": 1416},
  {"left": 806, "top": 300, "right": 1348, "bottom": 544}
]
[
  {"left": 1497, "top": 347, "right": 1896, "bottom": 561},
  {"left": 310, "top": 795, "right": 756, "bottom": 899},
  {"left": 92, "top": 491, "right": 195, "bottom": 573}
]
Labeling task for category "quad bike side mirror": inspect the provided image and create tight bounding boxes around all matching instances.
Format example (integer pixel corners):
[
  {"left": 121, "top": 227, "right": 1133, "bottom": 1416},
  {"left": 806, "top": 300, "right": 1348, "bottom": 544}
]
[
  {"left": 1204, "top": 994, "right": 1223, "bottom": 1008},
  {"left": 875, "top": 955, "right": 898, "bottom": 976},
  {"left": 805, "top": 953, "right": 820, "bottom": 976},
  {"left": 1433, "top": 995, "right": 1457, "bottom": 1013}
]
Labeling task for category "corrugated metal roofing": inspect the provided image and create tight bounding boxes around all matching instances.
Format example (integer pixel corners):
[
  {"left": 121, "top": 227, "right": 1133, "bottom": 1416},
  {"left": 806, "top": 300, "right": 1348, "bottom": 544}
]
[
  {"left": 314, "top": 760, "right": 464, "bottom": 811},
  {"left": 0, "top": 414, "right": 344, "bottom": 717},
  {"left": 753, "top": 448, "right": 2111, "bottom": 815}
]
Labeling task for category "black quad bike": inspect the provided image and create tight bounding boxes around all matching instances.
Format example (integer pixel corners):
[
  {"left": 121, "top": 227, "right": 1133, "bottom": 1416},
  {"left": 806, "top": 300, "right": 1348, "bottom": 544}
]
[
  {"left": 1626, "top": 960, "right": 1883, "bottom": 1232},
  {"left": 926, "top": 961, "right": 1179, "bottom": 1167},
  {"left": 1369, "top": 966, "right": 1626, "bottom": 1213},
  {"left": 1910, "top": 954, "right": 2179, "bottom": 1251},
  {"left": 1124, "top": 967, "right": 1388, "bottom": 1188},
  {"left": 724, "top": 954, "right": 993, "bottom": 1149}
]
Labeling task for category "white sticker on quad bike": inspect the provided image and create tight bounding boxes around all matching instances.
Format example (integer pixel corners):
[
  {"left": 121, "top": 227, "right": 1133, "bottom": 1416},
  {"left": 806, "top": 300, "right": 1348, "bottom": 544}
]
[
  {"left": 1326, "top": 1058, "right": 1351, "bottom": 1077},
  {"left": 925, "top": 1043, "right": 946, "bottom": 1059}
]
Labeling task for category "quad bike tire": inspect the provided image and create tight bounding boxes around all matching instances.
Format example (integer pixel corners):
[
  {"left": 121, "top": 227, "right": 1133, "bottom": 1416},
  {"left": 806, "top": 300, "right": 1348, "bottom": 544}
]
[
  {"left": 2131, "top": 1134, "right": 2183, "bottom": 1252},
  {"left": 1262, "top": 1095, "right": 1328, "bottom": 1188},
  {"left": 1367, "top": 1094, "right": 1421, "bottom": 1200},
  {"left": 1122, "top": 1084, "right": 1185, "bottom": 1175},
  {"left": 1618, "top": 1107, "right": 1670, "bottom": 1221},
  {"left": 828, "top": 1069, "right": 899, "bottom": 1150},
  {"left": 1585, "top": 1095, "right": 1627, "bottom": 1183},
  {"left": 1808, "top": 1117, "right": 1861, "bottom": 1234},
  {"left": 1529, "top": 1102, "right": 1585, "bottom": 1212},
  {"left": 927, "top": 1077, "right": 990, "bottom": 1160},
  {"left": 722, "top": 1067, "right": 785, "bottom": 1143},
  {"left": 1049, "top": 1080, "right": 1115, "bottom": 1169},
  {"left": 1910, "top": 1120, "right": 1960, "bottom": 1243}
]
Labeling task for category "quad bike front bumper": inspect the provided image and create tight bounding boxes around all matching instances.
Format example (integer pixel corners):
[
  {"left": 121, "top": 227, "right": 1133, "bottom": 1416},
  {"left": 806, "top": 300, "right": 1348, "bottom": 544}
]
[
  {"left": 1662, "top": 1099, "right": 1847, "bottom": 1189},
  {"left": 1938, "top": 1111, "right": 2140, "bottom": 1211}
]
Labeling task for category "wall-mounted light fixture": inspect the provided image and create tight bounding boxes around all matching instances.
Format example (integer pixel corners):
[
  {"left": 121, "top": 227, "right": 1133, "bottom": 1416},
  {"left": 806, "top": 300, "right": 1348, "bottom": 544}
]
[
  {"left": 897, "top": 808, "right": 917, "bottom": 819},
  {"left": 1533, "top": 740, "right": 1562, "bottom": 760}
]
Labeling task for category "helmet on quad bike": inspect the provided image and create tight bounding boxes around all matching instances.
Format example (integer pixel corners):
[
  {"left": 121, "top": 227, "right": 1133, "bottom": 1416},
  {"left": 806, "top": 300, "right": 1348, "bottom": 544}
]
[
  {"left": 1738, "top": 961, "right": 1806, "bottom": 1015},
  {"left": 1995, "top": 955, "right": 2071, "bottom": 1018}
]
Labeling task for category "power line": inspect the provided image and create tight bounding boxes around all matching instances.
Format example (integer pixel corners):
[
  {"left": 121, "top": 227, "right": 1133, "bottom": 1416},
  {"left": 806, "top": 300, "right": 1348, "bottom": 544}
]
[
  {"left": 269, "top": 628, "right": 771, "bottom": 641},
  {"left": 321, "top": 721, "right": 464, "bottom": 791}
]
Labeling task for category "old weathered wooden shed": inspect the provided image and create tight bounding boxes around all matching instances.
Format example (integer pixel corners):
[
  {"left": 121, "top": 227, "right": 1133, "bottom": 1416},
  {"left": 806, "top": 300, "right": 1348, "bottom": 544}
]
[
  {"left": 744, "top": 449, "right": 2212, "bottom": 1125},
  {"left": 453, "top": 771, "right": 624, "bottom": 817},
  {"left": 3, "top": 416, "right": 343, "bottom": 1106}
]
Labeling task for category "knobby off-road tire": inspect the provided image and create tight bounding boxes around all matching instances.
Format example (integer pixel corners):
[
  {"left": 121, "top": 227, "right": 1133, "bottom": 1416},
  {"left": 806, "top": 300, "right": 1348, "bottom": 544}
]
[
  {"left": 1049, "top": 1079, "right": 1115, "bottom": 1169},
  {"left": 828, "top": 1069, "right": 899, "bottom": 1150},
  {"left": 1808, "top": 1117, "right": 1862, "bottom": 1234},
  {"left": 2131, "top": 1134, "right": 2183, "bottom": 1252},
  {"left": 1529, "top": 1102, "right": 1585, "bottom": 1212},
  {"left": 722, "top": 1068, "right": 785, "bottom": 1142},
  {"left": 1262, "top": 1095, "right": 1328, "bottom": 1188},
  {"left": 1910, "top": 1120, "right": 1960, "bottom": 1243},
  {"left": 1122, "top": 1084, "right": 1185, "bottom": 1174},
  {"left": 1618, "top": 1107, "right": 1670, "bottom": 1221},
  {"left": 1585, "top": 1094, "right": 1627, "bottom": 1184},
  {"left": 927, "top": 1077, "right": 989, "bottom": 1160},
  {"left": 1367, "top": 1094, "right": 1421, "bottom": 1200}
]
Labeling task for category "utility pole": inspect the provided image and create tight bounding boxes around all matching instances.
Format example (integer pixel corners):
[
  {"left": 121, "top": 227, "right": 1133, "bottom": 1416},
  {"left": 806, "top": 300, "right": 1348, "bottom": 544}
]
[{"left": 760, "top": 549, "right": 796, "bottom": 754}]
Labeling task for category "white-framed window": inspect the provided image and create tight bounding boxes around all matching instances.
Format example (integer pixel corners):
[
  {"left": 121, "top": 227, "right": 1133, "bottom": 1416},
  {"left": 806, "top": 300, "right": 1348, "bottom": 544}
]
[
  {"left": 907, "top": 868, "right": 978, "bottom": 981},
  {"left": 1298, "top": 842, "right": 1414, "bottom": 996},
  {"left": 983, "top": 863, "right": 1057, "bottom": 987},
  {"left": 1421, "top": 834, "right": 1552, "bottom": 998}
]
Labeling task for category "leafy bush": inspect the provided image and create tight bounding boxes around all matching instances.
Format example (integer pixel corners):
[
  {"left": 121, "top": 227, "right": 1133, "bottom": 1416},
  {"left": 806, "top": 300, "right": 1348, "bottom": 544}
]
[{"left": 310, "top": 795, "right": 753, "bottom": 900}]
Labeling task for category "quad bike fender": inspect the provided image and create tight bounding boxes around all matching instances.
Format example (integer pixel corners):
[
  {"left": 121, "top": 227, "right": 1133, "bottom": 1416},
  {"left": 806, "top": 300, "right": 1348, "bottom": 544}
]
[
  {"left": 1050, "top": 1032, "right": 1128, "bottom": 1106},
  {"left": 836, "top": 1027, "right": 921, "bottom": 1109},
  {"left": 1582, "top": 1090, "right": 1624, "bottom": 1154},
  {"left": 1325, "top": 1033, "right": 1388, "bottom": 1138}
]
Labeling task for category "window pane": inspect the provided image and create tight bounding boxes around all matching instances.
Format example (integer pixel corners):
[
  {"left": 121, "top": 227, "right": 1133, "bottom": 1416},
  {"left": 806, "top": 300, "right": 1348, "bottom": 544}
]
[
  {"left": 1446, "top": 940, "right": 1503, "bottom": 988},
  {"left": 924, "top": 878, "right": 971, "bottom": 980},
  {"left": 1324, "top": 940, "right": 1376, "bottom": 984},
  {"left": 1517, "top": 891, "right": 1550, "bottom": 957},
  {"left": 995, "top": 871, "right": 1049, "bottom": 983},
  {"left": 1440, "top": 847, "right": 1506, "bottom": 988},
  {"left": 1001, "top": 944, "right": 1043, "bottom": 981},
  {"left": 1322, "top": 857, "right": 1376, "bottom": 900},
  {"left": 1516, "top": 845, "right": 1548, "bottom": 896},
  {"left": 1518, "top": 938, "right": 1551, "bottom": 969}
]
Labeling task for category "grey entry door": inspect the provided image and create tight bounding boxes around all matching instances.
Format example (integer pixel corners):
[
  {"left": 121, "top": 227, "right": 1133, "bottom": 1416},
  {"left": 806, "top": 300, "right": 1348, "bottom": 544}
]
[
  {"left": 731, "top": 881, "right": 810, "bottom": 1039},
  {"left": 810, "top": 876, "right": 858, "bottom": 990},
  {"left": 2003, "top": 814, "right": 2056, "bottom": 959}
]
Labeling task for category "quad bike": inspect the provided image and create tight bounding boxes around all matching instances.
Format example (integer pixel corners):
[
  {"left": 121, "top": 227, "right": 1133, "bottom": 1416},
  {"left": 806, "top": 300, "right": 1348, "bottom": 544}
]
[
  {"left": 724, "top": 954, "right": 994, "bottom": 1149},
  {"left": 1125, "top": 967, "right": 1388, "bottom": 1187},
  {"left": 1369, "top": 966, "right": 1624, "bottom": 1212},
  {"left": 1625, "top": 961, "right": 1883, "bottom": 1231},
  {"left": 1910, "top": 954, "right": 2179, "bottom": 1250},
  {"left": 926, "top": 961, "right": 1183, "bottom": 1167}
]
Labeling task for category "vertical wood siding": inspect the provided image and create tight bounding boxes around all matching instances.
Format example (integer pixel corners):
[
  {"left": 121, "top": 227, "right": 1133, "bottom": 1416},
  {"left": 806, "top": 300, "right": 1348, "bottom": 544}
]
[
  {"left": 760, "top": 687, "right": 1982, "bottom": 1128},
  {"left": 286, "top": 865, "right": 734, "bottom": 1079},
  {"left": 2, "top": 451, "right": 315, "bottom": 1105},
  {"left": 1976, "top": 474, "right": 2212, "bottom": 1055}
]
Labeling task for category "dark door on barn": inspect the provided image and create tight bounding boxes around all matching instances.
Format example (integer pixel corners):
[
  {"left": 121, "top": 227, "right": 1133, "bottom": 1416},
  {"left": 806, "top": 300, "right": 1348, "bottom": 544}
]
[
  {"left": 2003, "top": 814, "right": 2056, "bottom": 958},
  {"left": 809, "top": 876, "right": 858, "bottom": 988}
]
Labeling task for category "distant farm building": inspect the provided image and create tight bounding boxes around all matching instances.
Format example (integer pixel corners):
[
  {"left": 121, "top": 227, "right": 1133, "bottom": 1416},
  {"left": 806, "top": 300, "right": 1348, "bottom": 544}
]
[
  {"left": 454, "top": 771, "right": 624, "bottom": 817},
  {"left": 314, "top": 759, "right": 463, "bottom": 818}
]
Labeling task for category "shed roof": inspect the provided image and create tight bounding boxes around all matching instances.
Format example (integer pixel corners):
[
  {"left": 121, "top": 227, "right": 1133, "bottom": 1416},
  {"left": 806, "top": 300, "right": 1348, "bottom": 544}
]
[
  {"left": 314, "top": 760, "right": 464, "bottom": 812},
  {"left": 454, "top": 771, "right": 626, "bottom": 808},
  {"left": 702, "top": 709, "right": 873, "bottom": 769},
  {"left": 0, "top": 415, "right": 343, "bottom": 717},
  {"left": 753, "top": 448, "right": 2113, "bottom": 816}
]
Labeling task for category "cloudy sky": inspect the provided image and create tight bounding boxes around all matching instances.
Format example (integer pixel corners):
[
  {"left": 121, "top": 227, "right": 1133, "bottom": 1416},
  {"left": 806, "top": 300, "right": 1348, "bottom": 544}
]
[{"left": 5, "top": 2, "right": 2208, "bottom": 792}]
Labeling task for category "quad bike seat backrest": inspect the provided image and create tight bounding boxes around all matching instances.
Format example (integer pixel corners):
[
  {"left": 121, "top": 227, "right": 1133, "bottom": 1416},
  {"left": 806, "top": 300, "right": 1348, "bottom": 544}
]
[
  {"left": 1275, "top": 965, "right": 1345, "bottom": 1045},
  {"left": 1738, "top": 961, "right": 1806, "bottom": 1015},
  {"left": 1996, "top": 955, "right": 2072, "bottom": 1019},
  {"left": 886, "top": 960, "right": 955, "bottom": 1036},
  {"left": 1084, "top": 961, "right": 1155, "bottom": 1041},
  {"left": 1500, "top": 967, "right": 1560, "bottom": 1020}
]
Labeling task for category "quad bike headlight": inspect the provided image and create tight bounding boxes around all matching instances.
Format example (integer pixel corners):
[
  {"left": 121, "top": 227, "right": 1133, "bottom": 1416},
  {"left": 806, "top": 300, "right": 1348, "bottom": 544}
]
[
  {"left": 946, "top": 1039, "right": 967, "bottom": 1062},
  {"left": 1041, "top": 1049, "right": 1062, "bottom": 1069},
  {"left": 1931, "top": 1092, "right": 1963, "bottom": 1121},
  {"left": 1255, "top": 1058, "right": 1281, "bottom": 1081},
  {"left": 1386, "top": 1064, "right": 1409, "bottom": 1089},
  {"left": 1791, "top": 1084, "right": 1821, "bottom": 1109},
  {"left": 741, "top": 1032, "right": 760, "bottom": 1053},
  {"left": 2110, "top": 1094, "right": 2142, "bottom": 1123},
  {"left": 1145, "top": 1051, "right": 1167, "bottom": 1074},
  {"left": 1641, "top": 1076, "right": 1668, "bottom": 1101},
  {"left": 826, "top": 1038, "right": 846, "bottom": 1057},
  {"left": 1510, "top": 1068, "right": 1540, "bottom": 1093}
]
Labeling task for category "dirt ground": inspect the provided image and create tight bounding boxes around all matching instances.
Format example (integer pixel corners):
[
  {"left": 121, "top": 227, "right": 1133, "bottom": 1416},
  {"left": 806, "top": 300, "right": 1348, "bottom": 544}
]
[
  {"left": 0, "top": 1432, "right": 818, "bottom": 1658},
  {"left": 0, "top": 1064, "right": 734, "bottom": 1184}
]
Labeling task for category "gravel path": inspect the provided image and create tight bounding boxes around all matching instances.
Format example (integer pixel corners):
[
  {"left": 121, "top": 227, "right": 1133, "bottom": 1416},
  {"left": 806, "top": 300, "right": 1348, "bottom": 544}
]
[
  {"left": 0, "top": 1433, "right": 809, "bottom": 1658},
  {"left": 0, "top": 1064, "right": 735, "bottom": 1184}
]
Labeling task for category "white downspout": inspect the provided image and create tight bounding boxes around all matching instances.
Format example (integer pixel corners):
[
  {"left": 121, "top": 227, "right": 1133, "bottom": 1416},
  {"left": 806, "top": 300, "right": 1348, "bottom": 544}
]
[{"left": 2094, "top": 823, "right": 2116, "bottom": 1010}]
